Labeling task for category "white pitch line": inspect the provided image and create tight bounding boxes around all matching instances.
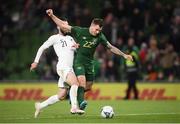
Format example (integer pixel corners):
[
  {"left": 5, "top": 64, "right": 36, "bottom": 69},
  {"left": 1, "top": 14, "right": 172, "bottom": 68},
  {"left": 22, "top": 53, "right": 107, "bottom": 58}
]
[
  {"left": 2, "top": 113, "right": 180, "bottom": 120},
  {"left": 83, "top": 112, "right": 180, "bottom": 117},
  {"left": 117, "top": 112, "right": 180, "bottom": 116}
]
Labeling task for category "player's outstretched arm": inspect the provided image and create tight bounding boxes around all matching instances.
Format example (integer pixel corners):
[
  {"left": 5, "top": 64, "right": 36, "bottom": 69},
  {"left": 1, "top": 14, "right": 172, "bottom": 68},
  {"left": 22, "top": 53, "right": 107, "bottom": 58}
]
[
  {"left": 107, "top": 42, "right": 133, "bottom": 61},
  {"left": 30, "top": 39, "right": 52, "bottom": 71},
  {"left": 46, "top": 9, "right": 71, "bottom": 32},
  {"left": 30, "top": 45, "right": 47, "bottom": 71},
  {"left": 30, "top": 45, "right": 45, "bottom": 71}
]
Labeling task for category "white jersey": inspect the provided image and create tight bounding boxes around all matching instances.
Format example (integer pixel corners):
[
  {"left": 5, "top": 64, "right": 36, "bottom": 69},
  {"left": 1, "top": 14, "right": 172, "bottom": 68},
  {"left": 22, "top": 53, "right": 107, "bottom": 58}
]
[{"left": 34, "top": 34, "right": 76, "bottom": 70}]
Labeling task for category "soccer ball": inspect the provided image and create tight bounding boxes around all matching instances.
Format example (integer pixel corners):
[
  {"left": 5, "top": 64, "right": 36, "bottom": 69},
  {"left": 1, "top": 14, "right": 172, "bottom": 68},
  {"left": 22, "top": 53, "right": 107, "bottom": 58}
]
[{"left": 101, "top": 106, "right": 114, "bottom": 118}]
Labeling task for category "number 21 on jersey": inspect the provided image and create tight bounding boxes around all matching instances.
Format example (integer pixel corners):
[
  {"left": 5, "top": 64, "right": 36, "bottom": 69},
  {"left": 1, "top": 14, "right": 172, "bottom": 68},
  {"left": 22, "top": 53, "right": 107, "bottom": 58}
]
[{"left": 60, "top": 40, "right": 67, "bottom": 47}]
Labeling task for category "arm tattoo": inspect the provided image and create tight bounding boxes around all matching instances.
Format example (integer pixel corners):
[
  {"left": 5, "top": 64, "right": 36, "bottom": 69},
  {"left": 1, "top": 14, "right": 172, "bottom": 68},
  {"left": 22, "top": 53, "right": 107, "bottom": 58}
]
[{"left": 107, "top": 42, "right": 126, "bottom": 57}]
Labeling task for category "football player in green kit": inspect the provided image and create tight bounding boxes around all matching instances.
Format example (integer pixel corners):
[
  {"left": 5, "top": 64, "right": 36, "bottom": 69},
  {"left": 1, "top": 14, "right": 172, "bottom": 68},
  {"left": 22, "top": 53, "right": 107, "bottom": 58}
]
[{"left": 46, "top": 9, "right": 133, "bottom": 111}]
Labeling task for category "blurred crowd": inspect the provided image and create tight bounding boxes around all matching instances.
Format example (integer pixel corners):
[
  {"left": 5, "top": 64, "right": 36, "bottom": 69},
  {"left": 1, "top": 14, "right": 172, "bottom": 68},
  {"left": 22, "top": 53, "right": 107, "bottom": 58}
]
[{"left": 0, "top": 0, "right": 180, "bottom": 81}]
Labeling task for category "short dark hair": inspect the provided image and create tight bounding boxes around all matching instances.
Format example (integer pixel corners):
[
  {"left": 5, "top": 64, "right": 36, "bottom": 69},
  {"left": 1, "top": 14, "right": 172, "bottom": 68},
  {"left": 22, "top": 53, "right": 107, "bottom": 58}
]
[
  {"left": 60, "top": 17, "right": 68, "bottom": 21},
  {"left": 91, "top": 18, "right": 103, "bottom": 27}
]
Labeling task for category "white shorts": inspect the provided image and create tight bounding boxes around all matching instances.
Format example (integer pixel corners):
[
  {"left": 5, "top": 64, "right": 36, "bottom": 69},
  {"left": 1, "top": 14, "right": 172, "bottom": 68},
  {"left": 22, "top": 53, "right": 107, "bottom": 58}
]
[
  {"left": 57, "top": 77, "right": 69, "bottom": 88},
  {"left": 57, "top": 68, "right": 74, "bottom": 88}
]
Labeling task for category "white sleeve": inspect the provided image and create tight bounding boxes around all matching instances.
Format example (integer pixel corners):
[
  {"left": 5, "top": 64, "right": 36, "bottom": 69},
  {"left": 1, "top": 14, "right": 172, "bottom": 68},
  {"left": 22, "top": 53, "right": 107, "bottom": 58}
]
[{"left": 34, "top": 36, "right": 55, "bottom": 63}]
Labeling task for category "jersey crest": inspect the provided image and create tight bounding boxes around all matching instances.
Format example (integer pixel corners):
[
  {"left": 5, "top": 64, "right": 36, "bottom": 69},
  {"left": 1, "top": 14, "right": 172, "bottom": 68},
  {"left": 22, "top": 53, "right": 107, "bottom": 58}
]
[{"left": 82, "top": 36, "right": 87, "bottom": 40}]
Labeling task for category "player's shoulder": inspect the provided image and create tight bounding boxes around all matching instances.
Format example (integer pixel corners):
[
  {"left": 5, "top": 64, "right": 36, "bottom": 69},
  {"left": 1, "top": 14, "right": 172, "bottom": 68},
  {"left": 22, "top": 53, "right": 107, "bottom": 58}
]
[
  {"left": 80, "top": 27, "right": 88, "bottom": 31},
  {"left": 97, "top": 32, "right": 108, "bottom": 42},
  {"left": 66, "top": 35, "right": 73, "bottom": 39},
  {"left": 48, "top": 34, "right": 59, "bottom": 40},
  {"left": 97, "top": 32, "right": 105, "bottom": 39},
  {"left": 99, "top": 32, "right": 105, "bottom": 37},
  {"left": 72, "top": 26, "right": 87, "bottom": 31},
  {"left": 65, "top": 35, "right": 75, "bottom": 41}
]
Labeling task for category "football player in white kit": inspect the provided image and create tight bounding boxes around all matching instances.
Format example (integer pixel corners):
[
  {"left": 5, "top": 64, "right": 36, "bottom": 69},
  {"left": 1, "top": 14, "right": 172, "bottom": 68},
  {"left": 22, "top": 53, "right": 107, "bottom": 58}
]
[{"left": 30, "top": 20, "right": 84, "bottom": 118}]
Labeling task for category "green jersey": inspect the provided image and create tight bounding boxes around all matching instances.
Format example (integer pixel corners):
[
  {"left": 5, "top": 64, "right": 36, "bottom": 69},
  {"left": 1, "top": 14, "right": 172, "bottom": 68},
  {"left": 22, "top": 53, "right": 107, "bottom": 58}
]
[{"left": 71, "top": 26, "right": 109, "bottom": 63}]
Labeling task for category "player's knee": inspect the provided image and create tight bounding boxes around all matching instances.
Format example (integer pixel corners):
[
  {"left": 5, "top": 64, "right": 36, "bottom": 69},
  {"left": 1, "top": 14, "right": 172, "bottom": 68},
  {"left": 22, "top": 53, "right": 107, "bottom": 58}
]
[
  {"left": 57, "top": 89, "right": 67, "bottom": 100},
  {"left": 57, "top": 94, "right": 65, "bottom": 100},
  {"left": 77, "top": 76, "right": 86, "bottom": 88},
  {"left": 59, "top": 96, "right": 66, "bottom": 100}
]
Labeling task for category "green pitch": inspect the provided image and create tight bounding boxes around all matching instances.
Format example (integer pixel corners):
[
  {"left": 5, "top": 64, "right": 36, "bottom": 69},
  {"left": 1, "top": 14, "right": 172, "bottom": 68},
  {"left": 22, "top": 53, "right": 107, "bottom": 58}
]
[{"left": 0, "top": 100, "right": 180, "bottom": 123}]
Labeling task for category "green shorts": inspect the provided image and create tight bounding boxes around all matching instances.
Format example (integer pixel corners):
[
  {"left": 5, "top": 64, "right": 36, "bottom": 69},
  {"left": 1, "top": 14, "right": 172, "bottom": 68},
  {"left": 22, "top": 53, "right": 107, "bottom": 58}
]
[{"left": 73, "top": 62, "right": 95, "bottom": 81}]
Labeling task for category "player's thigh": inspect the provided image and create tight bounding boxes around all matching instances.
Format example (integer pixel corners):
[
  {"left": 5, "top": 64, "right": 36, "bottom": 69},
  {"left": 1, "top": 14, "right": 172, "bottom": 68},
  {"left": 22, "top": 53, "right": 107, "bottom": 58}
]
[
  {"left": 57, "top": 72, "right": 70, "bottom": 88},
  {"left": 66, "top": 71, "right": 79, "bottom": 86},
  {"left": 85, "top": 62, "right": 95, "bottom": 82},
  {"left": 74, "top": 64, "right": 86, "bottom": 87},
  {"left": 74, "top": 64, "right": 85, "bottom": 77},
  {"left": 57, "top": 68, "right": 78, "bottom": 86},
  {"left": 84, "top": 64, "right": 94, "bottom": 90},
  {"left": 57, "top": 88, "right": 67, "bottom": 100}
]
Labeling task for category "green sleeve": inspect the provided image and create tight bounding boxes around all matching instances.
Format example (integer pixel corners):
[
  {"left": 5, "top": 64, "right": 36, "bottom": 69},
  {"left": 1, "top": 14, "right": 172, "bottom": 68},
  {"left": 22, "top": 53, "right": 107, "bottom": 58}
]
[
  {"left": 100, "top": 33, "right": 109, "bottom": 48},
  {"left": 71, "top": 26, "right": 82, "bottom": 38}
]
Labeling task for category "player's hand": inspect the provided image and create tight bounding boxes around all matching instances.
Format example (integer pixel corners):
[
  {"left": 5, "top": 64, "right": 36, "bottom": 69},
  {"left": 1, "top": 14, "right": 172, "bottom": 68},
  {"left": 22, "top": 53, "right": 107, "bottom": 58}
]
[
  {"left": 46, "top": 9, "right": 53, "bottom": 17},
  {"left": 124, "top": 54, "right": 133, "bottom": 61},
  {"left": 30, "top": 62, "right": 38, "bottom": 71},
  {"left": 72, "top": 43, "right": 80, "bottom": 49}
]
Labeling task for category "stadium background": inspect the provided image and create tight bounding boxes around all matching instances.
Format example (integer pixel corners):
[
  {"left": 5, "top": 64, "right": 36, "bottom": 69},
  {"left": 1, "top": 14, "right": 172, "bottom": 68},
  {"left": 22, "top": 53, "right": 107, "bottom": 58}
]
[
  {"left": 0, "top": 0, "right": 180, "bottom": 123},
  {"left": 0, "top": 0, "right": 179, "bottom": 82}
]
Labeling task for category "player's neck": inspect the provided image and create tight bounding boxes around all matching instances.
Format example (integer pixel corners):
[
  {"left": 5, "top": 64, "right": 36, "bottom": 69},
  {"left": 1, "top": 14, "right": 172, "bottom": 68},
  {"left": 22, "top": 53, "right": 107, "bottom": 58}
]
[{"left": 59, "top": 32, "right": 65, "bottom": 36}]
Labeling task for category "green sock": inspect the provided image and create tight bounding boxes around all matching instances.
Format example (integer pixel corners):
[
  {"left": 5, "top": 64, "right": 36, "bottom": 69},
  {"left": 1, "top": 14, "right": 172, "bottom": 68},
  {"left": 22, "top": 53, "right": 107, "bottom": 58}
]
[{"left": 77, "top": 86, "right": 85, "bottom": 105}]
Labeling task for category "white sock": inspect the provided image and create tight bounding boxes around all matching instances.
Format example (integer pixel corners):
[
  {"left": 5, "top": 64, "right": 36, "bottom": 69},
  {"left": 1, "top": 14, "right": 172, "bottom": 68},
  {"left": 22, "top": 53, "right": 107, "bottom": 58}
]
[
  {"left": 40, "top": 95, "right": 59, "bottom": 109},
  {"left": 69, "top": 85, "right": 78, "bottom": 109}
]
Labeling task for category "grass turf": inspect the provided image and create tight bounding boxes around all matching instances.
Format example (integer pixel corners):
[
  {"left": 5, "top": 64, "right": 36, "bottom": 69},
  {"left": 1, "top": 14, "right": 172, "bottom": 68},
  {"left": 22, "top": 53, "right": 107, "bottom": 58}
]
[{"left": 0, "top": 100, "right": 180, "bottom": 123}]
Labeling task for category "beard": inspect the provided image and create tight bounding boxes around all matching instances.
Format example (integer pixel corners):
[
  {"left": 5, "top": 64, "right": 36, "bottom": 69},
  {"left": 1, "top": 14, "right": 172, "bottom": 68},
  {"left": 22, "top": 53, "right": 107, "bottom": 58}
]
[{"left": 60, "top": 29, "right": 68, "bottom": 35}]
